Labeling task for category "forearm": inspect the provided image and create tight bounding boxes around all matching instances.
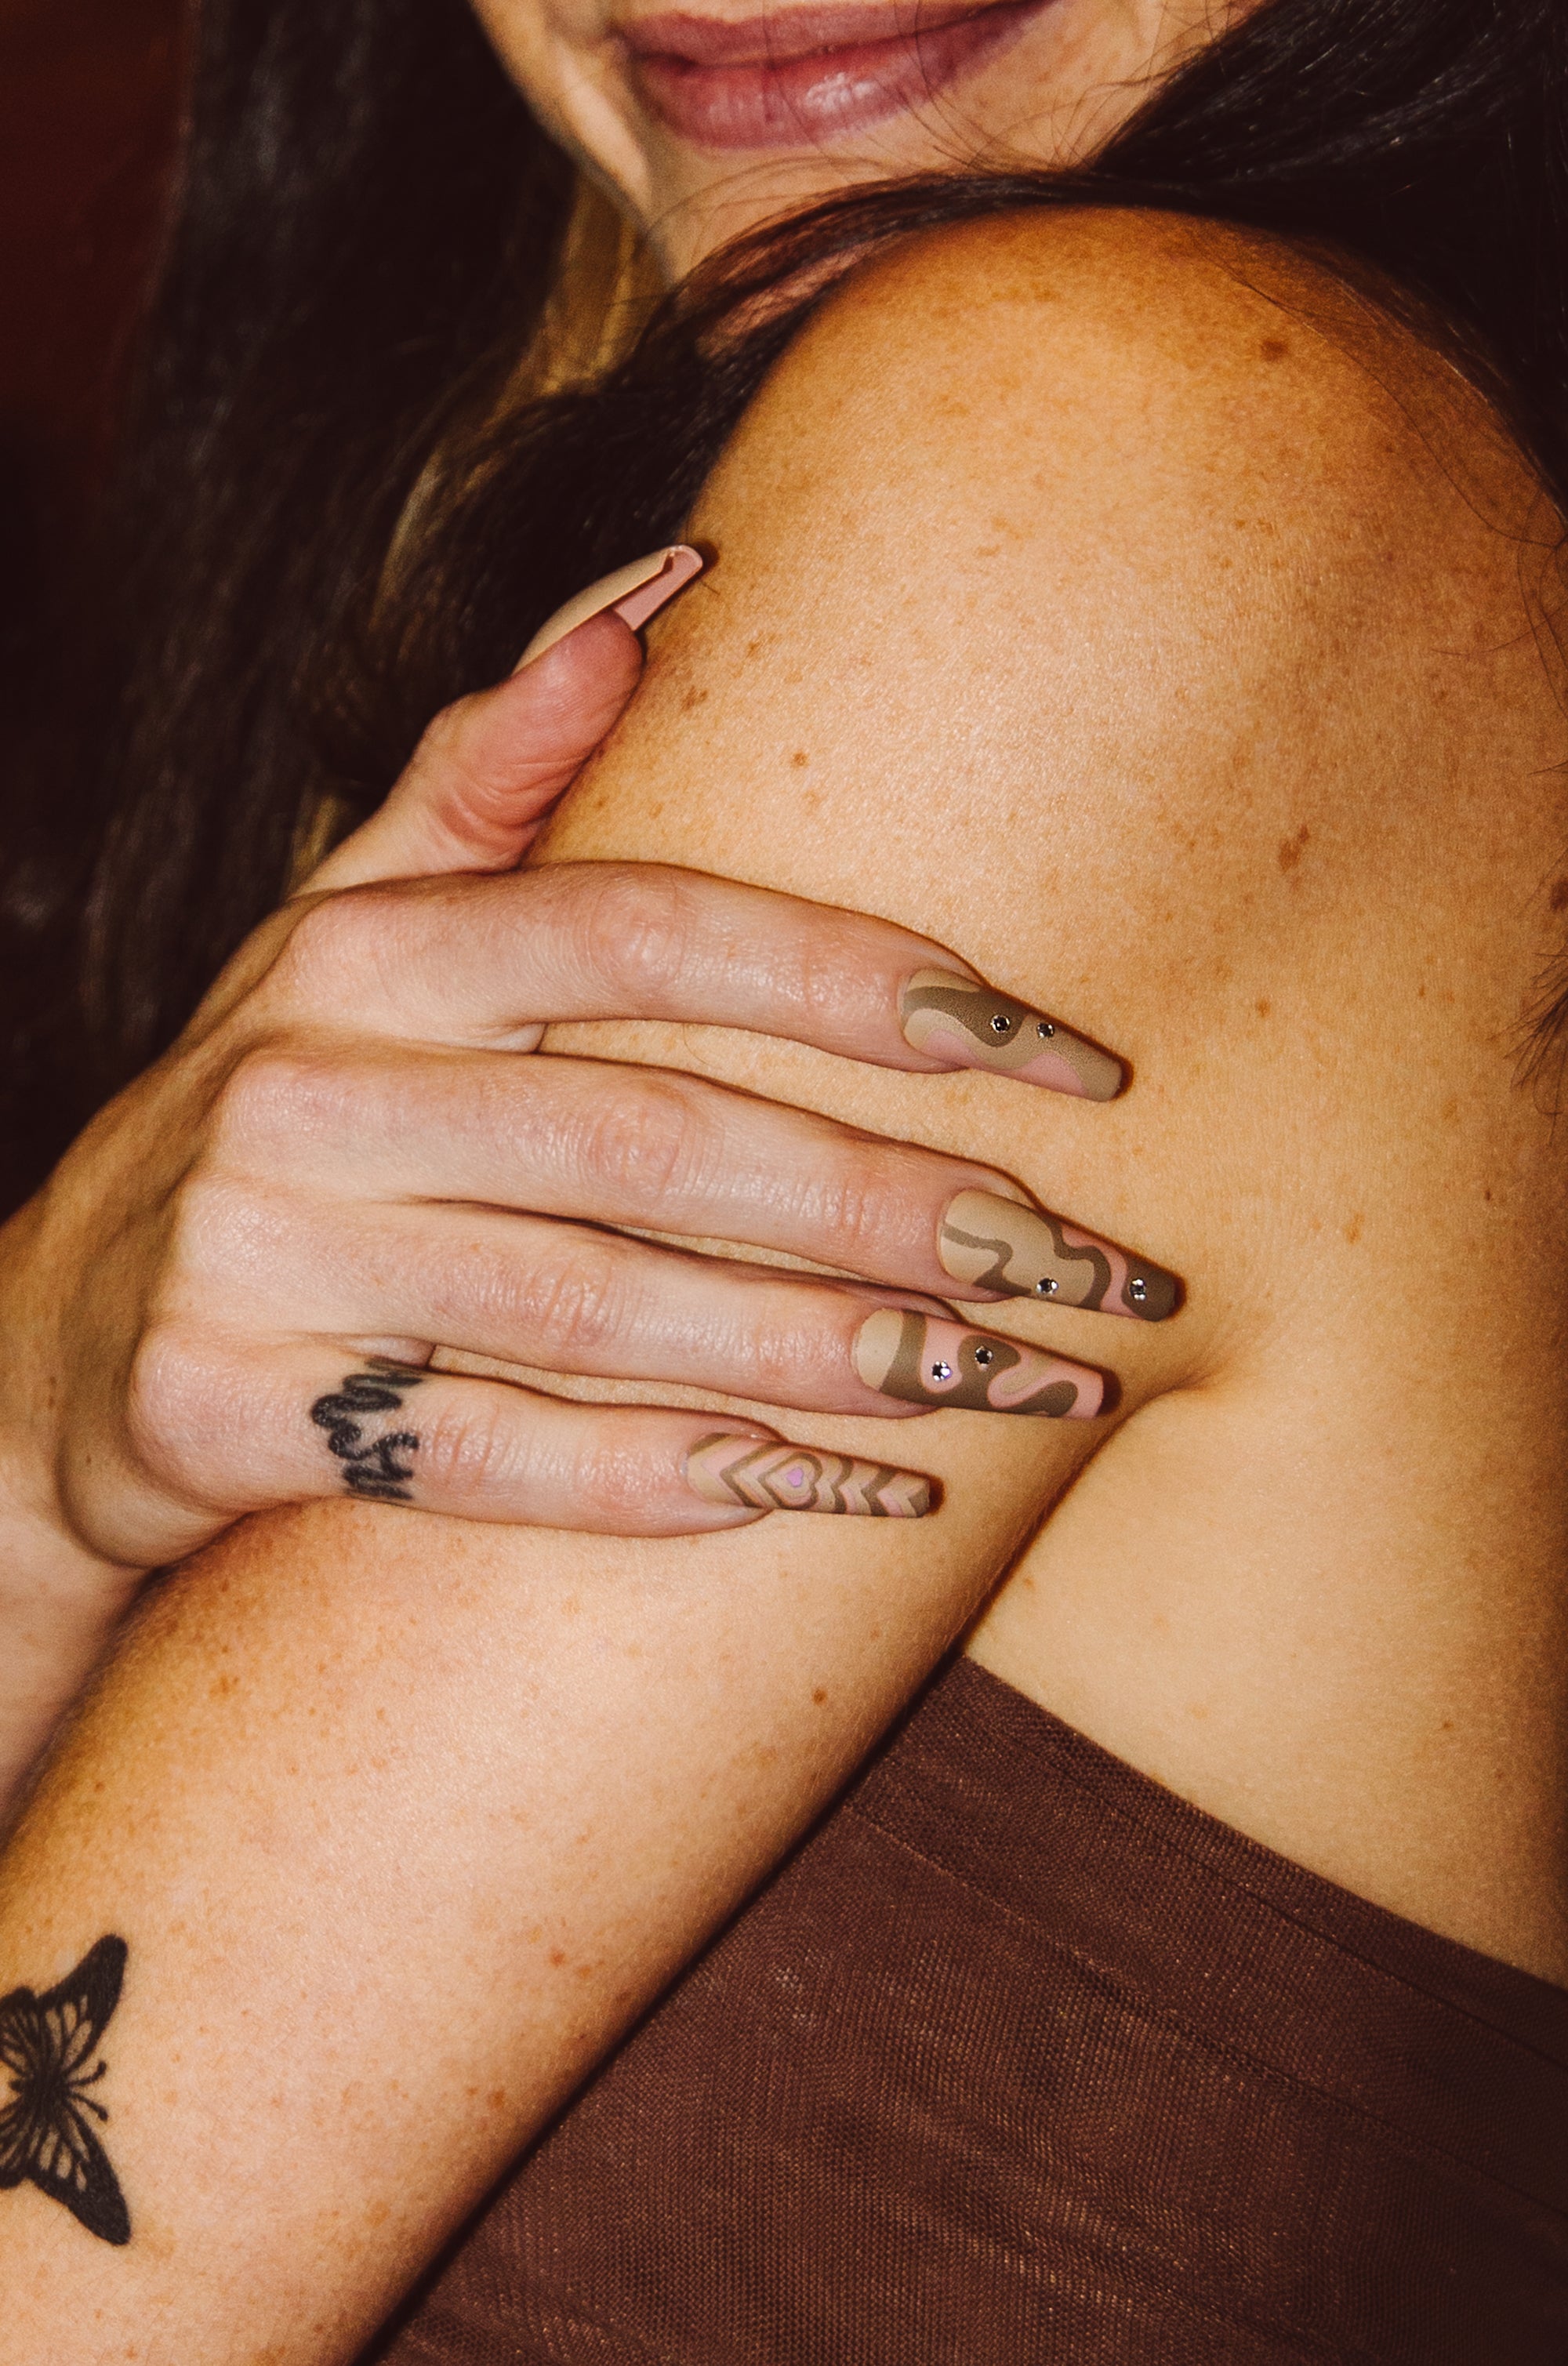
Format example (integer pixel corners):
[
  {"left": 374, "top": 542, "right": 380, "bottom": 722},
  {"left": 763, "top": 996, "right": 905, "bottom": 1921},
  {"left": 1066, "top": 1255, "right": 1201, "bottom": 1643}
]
[
  {"left": 0, "top": 1200, "right": 145, "bottom": 1817},
  {"left": 0, "top": 1417, "right": 1073, "bottom": 2364}
]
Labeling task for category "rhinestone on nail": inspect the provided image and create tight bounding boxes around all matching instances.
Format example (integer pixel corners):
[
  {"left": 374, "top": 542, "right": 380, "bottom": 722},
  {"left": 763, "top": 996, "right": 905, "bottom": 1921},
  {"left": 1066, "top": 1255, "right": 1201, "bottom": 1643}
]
[
  {"left": 1036, "top": 1019, "right": 1056, "bottom": 1039},
  {"left": 990, "top": 1012, "right": 1014, "bottom": 1036},
  {"left": 1129, "top": 1276, "right": 1149, "bottom": 1304},
  {"left": 1035, "top": 1276, "right": 1059, "bottom": 1297},
  {"left": 930, "top": 1360, "right": 953, "bottom": 1381},
  {"left": 974, "top": 1346, "right": 994, "bottom": 1367}
]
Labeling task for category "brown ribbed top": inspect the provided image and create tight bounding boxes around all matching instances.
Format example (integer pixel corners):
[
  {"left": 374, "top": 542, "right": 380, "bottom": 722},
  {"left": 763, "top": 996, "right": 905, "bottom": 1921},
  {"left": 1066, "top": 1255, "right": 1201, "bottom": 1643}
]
[{"left": 369, "top": 1656, "right": 1568, "bottom": 2364}]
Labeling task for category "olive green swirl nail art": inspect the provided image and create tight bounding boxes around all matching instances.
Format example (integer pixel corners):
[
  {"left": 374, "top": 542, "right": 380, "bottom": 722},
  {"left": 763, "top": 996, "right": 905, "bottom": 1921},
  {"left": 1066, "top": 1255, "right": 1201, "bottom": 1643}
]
[
  {"left": 899, "top": 971, "right": 1123, "bottom": 1101},
  {"left": 853, "top": 1309, "right": 1103, "bottom": 1417},
  {"left": 938, "top": 1190, "right": 1179, "bottom": 1322}
]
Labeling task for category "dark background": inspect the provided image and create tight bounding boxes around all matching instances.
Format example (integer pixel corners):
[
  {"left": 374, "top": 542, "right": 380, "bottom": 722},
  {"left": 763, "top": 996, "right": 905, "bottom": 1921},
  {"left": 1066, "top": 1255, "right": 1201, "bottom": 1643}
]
[{"left": 1, "top": 0, "right": 182, "bottom": 677}]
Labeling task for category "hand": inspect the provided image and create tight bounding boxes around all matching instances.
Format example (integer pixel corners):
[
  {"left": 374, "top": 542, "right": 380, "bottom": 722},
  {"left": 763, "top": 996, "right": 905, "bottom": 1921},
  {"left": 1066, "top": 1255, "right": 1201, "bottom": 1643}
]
[{"left": 0, "top": 549, "right": 1172, "bottom": 1776}]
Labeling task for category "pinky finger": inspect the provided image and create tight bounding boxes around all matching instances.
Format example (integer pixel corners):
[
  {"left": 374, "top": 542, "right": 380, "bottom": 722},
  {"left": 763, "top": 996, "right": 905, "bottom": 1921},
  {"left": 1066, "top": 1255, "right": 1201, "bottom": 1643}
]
[{"left": 296, "top": 1356, "right": 933, "bottom": 1534}]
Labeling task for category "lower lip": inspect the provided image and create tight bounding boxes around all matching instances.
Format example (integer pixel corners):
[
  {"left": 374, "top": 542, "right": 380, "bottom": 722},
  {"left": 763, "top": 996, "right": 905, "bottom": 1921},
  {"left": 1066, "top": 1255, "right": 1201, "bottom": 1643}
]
[{"left": 627, "top": 0, "right": 1049, "bottom": 151}]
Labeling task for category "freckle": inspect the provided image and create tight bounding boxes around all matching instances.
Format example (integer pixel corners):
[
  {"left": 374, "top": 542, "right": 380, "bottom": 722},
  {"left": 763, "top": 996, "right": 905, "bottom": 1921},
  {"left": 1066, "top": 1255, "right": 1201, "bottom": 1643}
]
[
  {"left": 549, "top": 1948, "right": 568, "bottom": 1967},
  {"left": 811, "top": 1687, "right": 828, "bottom": 1704},
  {"left": 1278, "top": 824, "right": 1310, "bottom": 874},
  {"left": 681, "top": 686, "right": 710, "bottom": 712},
  {"left": 1343, "top": 1213, "right": 1363, "bottom": 1245},
  {"left": 1255, "top": 997, "right": 1271, "bottom": 1018},
  {"left": 1188, "top": 1702, "right": 1209, "bottom": 1720},
  {"left": 1440, "top": 1718, "right": 1454, "bottom": 1732},
  {"left": 791, "top": 750, "right": 809, "bottom": 767},
  {"left": 365, "top": 2200, "right": 390, "bottom": 2229},
  {"left": 1259, "top": 336, "right": 1290, "bottom": 362},
  {"left": 1483, "top": 1185, "right": 1494, "bottom": 1202},
  {"left": 1551, "top": 878, "right": 1568, "bottom": 913},
  {"left": 1442, "top": 1096, "right": 1460, "bottom": 1123},
  {"left": 488, "top": 2088, "right": 507, "bottom": 2110}
]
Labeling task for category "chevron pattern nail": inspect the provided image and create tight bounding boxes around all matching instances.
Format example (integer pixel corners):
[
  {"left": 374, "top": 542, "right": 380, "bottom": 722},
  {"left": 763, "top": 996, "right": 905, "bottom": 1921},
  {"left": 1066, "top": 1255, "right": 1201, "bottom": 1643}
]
[{"left": 685, "top": 1435, "right": 932, "bottom": 1517}]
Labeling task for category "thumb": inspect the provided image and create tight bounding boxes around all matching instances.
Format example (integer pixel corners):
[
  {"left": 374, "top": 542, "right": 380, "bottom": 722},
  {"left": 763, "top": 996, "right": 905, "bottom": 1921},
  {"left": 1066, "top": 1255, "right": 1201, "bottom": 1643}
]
[{"left": 305, "top": 546, "right": 704, "bottom": 895}]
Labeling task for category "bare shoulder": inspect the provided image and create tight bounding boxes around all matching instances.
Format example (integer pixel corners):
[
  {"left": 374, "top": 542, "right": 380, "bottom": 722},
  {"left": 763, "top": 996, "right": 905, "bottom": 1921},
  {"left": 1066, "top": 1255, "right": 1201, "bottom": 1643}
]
[
  {"left": 554, "top": 210, "right": 1568, "bottom": 1967},
  {"left": 697, "top": 205, "right": 1552, "bottom": 667}
]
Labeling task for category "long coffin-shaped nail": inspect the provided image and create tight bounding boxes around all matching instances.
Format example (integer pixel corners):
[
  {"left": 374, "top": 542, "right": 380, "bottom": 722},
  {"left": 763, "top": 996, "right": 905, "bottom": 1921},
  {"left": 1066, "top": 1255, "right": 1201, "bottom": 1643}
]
[
  {"left": 516, "top": 545, "right": 705, "bottom": 669},
  {"left": 854, "top": 1308, "right": 1104, "bottom": 1417},
  {"left": 685, "top": 1434, "right": 931, "bottom": 1518},
  {"left": 899, "top": 970, "right": 1123, "bottom": 1101},
  {"left": 938, "top": 1189, "right": 1180, "bottom": 1322}
]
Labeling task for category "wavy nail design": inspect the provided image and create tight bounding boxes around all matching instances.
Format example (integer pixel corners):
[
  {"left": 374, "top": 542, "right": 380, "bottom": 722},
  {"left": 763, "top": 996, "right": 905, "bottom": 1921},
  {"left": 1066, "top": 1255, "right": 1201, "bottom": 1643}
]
[
  {"left": 900, "top": 971, "right": 1123, "bottom": 1101},
  {"left": 938, "top": 1189, "right": 1179, "bottom": 1323},
  {"left": 685, "top": 1435, "right": 931, "bottom": 1517},
  {"left": 854, "top": 1308, "right": 1103, "bottom": 1418}
]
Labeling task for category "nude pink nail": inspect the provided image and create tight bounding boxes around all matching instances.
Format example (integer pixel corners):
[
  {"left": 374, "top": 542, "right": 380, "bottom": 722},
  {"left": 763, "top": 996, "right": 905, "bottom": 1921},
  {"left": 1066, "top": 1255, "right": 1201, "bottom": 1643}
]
[{"left": 516, "top": 546, "right": 705, "bottom": 669}]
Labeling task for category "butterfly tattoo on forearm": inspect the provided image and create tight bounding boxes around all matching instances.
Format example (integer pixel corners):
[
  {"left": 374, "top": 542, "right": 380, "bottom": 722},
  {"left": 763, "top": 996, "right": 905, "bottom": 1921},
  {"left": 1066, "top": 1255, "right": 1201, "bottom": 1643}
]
[{"left": 0, "top": 1936, "right": 131, "bottom": 2244}]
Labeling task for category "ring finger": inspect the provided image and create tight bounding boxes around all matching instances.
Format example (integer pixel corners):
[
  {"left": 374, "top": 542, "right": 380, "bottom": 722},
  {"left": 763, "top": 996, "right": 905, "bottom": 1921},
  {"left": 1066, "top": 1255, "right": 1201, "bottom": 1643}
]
[{"left": 246, "top": 1201, "right": 1111, "bottom": 1421}]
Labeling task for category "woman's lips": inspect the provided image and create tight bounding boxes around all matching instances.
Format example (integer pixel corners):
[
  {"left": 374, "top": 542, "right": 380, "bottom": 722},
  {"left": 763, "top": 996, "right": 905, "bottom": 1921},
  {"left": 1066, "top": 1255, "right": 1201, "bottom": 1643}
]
[{"left": 622, "top": 0, "right": 1050, "bottom": 150}]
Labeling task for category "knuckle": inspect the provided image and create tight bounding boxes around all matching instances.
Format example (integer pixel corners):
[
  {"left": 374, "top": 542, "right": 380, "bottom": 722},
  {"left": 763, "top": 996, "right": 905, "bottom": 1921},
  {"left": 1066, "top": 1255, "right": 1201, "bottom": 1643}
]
[
  {"left": 271, "top": 883, "right": 391, "bottom": 1002},
  {"left": 122, "top": 1322, "right": 221, "bottom": 1493},
  {"left": 412, "top": 691, "right": 487, "bottom": 775},
  {"left": 568, "top": 865, "right": 695, "bottom": 1004},
  {"left": 806, "top": 1147, "right": 898, "bottom": 1265},
  {"left": 572, "top": 1434, "right": 664, "bottom": 1528},
  {"left": 514, "top": 1244, "right": 630, "bottom": 1363},
  {"left": 746, "top": 1303, "right": 818, "bottom": 1399},
  {"left": 208, "top": 1039, "right": 357, "bottom": 1159},
  {"left": 416, "top": 1396, "right": 513, "bottom": 1498},
  {"left": 575, "top": 1075, "right": 710, "bottom": 1207}
]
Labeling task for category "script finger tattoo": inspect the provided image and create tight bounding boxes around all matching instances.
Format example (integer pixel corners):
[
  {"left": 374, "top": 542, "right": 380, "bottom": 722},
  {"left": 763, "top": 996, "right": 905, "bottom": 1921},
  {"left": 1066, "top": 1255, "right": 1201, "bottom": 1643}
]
[
  {"left": 309, "top": 1362, "right": 427, "bottom": 1502},
  {"left": 0, "top": 1936, "right": 130, "bottom": 2245}
]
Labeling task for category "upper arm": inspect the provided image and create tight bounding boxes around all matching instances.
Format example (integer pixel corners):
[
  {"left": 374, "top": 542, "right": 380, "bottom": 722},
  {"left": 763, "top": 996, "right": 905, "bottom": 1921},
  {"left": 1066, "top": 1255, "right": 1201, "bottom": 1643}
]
[
  {"left": 541, "top": 206, "right": 1568, "bottom": 1938},
  {"left": 544, "top": 204, "right": 1558, "bottom": 1404}
]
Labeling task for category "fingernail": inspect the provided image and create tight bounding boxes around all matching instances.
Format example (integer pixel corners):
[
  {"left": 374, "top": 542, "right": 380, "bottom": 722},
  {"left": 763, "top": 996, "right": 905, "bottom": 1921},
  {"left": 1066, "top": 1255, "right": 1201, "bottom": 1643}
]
[
  {"left": 899, "top": 970, "right": 1123, "bottom": 1101},
  {"left": 938, "top": 1189, "right": 1180, "bottom": 1323},
  {"left": 685, "top": 1434, "right": 931, "bottom": 1518},
  {"left": 516, "top": 546, "right": 705, "bottom": 669},
  {"left": 854, "top": 1308, "right": 1104, "bottom": 1417}
]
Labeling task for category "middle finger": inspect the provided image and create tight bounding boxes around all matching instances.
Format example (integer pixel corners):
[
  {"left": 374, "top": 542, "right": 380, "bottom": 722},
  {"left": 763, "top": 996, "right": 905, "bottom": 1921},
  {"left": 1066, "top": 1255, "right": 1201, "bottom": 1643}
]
[
  {"left": 267, "top": 1199, "right": 1112, "bottom": 1421},
  {"left": 234, "top": 1039, "right": 1178, "bottom": 1320}
]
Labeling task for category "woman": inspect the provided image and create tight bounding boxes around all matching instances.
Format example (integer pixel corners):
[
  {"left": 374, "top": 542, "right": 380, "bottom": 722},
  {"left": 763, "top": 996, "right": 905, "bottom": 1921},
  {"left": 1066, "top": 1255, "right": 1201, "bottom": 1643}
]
[{"left": 3, "top": 0, "right": 1567, "bottom": 2357}]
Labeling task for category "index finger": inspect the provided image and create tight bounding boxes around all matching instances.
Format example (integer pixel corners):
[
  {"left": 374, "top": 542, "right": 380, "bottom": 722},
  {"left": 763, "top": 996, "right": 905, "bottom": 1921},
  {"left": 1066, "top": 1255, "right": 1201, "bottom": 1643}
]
[{"left": 278, "top": 860, "right": 1126, "bottom": 1100}]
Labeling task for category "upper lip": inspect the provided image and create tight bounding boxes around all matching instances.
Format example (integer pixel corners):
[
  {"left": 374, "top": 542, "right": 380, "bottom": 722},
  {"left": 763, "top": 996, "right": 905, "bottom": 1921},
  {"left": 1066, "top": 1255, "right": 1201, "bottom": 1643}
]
[{"left": 619, "top": 1, "right": 1013, "bottom": 63}]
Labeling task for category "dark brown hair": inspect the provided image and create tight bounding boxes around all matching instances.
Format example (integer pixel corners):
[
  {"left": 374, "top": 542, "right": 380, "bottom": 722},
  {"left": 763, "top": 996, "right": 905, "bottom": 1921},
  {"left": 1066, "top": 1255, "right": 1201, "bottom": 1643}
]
[{"left": 2, "top": 0, "right": 1565, "bottom": 1211}]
